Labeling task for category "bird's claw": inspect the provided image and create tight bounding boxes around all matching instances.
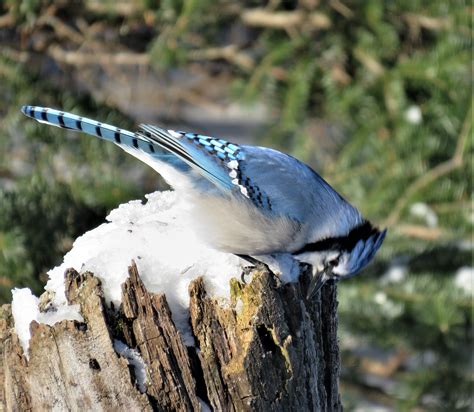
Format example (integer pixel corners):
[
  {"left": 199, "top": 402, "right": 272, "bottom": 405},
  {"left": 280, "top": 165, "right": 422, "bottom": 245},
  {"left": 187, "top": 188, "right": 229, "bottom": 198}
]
[
  {"left": 236, "top": 254, "right": 270, "bottom": 284},
  {"left": 240, "top": 266, "right": 253, "bottom": 284}
]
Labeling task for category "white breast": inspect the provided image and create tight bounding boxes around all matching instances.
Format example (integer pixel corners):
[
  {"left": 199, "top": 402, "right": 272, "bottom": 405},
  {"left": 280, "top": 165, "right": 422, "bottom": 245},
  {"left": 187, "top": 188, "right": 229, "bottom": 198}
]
[{"left": 186, "top": 193, "right": 303, "bottom": 255}]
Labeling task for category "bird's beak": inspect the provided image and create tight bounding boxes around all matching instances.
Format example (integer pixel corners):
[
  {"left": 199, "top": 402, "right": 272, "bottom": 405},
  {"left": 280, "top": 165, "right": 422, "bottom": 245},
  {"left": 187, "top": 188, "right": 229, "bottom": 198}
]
[{"left": 306, "top": 267, "right": 331, "bottom": 299}]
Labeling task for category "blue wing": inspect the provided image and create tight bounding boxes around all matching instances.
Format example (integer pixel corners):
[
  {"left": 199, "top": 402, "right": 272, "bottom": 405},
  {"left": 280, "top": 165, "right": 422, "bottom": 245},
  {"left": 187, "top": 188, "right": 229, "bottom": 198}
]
[
  {"left": 139, "top": 124, "right": 244, "bottom": 192},
  {"left": 21, "top": 106, "right": 277, "bottom": 212},
  {"left": 138, "top": 125, "right": 276, "bottom": 211},
  {"left": 230, "top": 145, "right": 363, "bottom": 230},
  {"left": 139, "top": 127, "right": 361, "bottom": 235}
]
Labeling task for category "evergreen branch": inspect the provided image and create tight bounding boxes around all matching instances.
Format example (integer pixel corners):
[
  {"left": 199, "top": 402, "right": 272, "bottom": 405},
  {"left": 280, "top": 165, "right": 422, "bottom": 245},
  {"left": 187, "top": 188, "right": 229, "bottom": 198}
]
[
  {"left": 384, "top": 287, "right": 472, "bottom": 311},
  {"left": 326, "top": 160, "right": 379, "bottom": 183},
  {"left": 385, "top": 103, "right": 472, "bottom": 227}
]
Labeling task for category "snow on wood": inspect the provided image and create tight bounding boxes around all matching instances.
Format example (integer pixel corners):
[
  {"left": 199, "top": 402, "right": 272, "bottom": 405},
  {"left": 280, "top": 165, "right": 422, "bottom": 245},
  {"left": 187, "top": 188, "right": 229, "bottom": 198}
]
[
  {"left": 2, "top": 191, "right": 341, "bottom": 410},
  {"left": 1, "top": 262, "right": 342, "bottom": 410}
]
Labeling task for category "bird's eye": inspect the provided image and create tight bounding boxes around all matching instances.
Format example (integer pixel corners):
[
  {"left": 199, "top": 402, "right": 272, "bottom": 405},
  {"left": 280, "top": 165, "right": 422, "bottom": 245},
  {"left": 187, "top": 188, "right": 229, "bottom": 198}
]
[{"left": 328, "top": 257, "right": 340, "bottom": 267}]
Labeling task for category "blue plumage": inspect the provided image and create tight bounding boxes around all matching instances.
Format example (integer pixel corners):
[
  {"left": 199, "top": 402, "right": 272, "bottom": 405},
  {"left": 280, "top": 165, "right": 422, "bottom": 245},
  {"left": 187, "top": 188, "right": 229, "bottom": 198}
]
[
  {"left": 21, "top": 104, "right": 387, "bottom": 294},
  {"left": 139, "top": 124, "right": 244, "bottom": 193}
]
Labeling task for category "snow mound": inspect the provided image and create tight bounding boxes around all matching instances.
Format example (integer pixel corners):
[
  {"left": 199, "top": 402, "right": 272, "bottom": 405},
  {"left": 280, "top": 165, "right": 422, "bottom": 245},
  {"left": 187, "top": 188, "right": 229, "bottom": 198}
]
[
  {"left": 12, "top": 190, "right": 299, "bottom": 352},
  {"left": 47, "top": 190, "right": 245, "bottom": 344}
]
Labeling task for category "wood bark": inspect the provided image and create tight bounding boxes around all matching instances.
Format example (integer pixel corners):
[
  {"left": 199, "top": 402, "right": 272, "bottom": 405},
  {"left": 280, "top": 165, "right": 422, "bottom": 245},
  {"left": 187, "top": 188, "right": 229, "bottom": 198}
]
[{"left": 0, "top": 262, "right": 342, "bottom": 411}]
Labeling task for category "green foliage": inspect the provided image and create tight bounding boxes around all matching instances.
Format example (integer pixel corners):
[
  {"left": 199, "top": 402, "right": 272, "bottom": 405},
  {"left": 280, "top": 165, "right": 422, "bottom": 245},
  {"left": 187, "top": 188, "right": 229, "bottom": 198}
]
[
  {"left": 0, "top": 0, "right": 471, "bottom": 409},
  {"left": 147, "top": 0, "right": 472, "bottom": 231},
  {"left": 149, "top": 0, "right": 216, "bottom": 68},
  {"left": 3, "top": 0, "right": 46, "bottom": 24},
  {"left": 0, "top": 56, "right": 151, "bottom": 301},
  {"left": 339, "top": 263, "right": 472, "bottom": 410},
  {"left": 0, "top": 177, "right": 107, "bottom": 298},
  {"left": 146, "top": 1, "right": 472, "bottom": 407}
]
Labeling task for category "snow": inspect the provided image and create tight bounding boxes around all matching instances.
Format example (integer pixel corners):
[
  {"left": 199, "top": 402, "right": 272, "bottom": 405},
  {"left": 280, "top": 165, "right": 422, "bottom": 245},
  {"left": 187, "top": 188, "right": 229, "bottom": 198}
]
[
  {"left": 11, "top": 289, "right": 39, "bottom": 358},
  {"left": 381, "top": 264, "right": 407, "bottom": 284},
  {"left": 12, "top": 190, "right": 299, "bottom": 352},
  {"left": 259, "top": 253, "right": 301, "bottom": 283},
  {"left": 405, "top": 105, "right": 422, "bottom": 125},
  {"left": 113, "top": 339, "right": 147, "bottom": 393},
  {"left": 373, "top": 291, "right": 403, "bottom": 319},
  {"left": 453, "top": 267, "right": 474, "bottom": 296},
  {"left": 234, "top": 298, "right": 244, "bottom": 315},
  {"left": 11, "top": 288, "right": 82, "bottom": 358},
  {"left": 409, "top": 202, "right": 438, "bottom": 227},
  {"left": 37, "top": 304, "right": 83, "bottom": 325},
  {"left": 374, "top": 291, "right": 388, "bottom": 305},
  {"left": 198, "top": 397, "right": 212, "bottom": 412},
  {"left": 46, "top": 191, "right": 248, "bottom": 345}
]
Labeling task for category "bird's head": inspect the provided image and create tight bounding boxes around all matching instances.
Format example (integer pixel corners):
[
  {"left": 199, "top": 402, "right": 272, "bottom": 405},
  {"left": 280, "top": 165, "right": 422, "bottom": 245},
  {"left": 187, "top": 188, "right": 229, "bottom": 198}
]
[{"left": 293, "top": 221, "right": 387, "bottom": 298}]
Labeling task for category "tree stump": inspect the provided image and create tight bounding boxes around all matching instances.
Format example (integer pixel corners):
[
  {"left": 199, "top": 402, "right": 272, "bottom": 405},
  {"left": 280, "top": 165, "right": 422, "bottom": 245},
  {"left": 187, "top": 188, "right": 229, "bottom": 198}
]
[{"left": 0, "top": 262, "right": 342, "bottom": 411}]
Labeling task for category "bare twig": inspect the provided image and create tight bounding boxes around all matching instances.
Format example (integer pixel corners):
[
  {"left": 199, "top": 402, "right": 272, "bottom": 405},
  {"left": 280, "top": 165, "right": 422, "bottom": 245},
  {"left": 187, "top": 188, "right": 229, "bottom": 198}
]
[
  {"left": 37, "top": 15, "right": 84, "bottom": 44},
  {"left": 430, "top": 201, "right": 472, "bottom": 213},
  {"left": 2, "top": 48, "right": 30, "bottom": 63},
  {"left": 404, "top": 13, "right": 457, "bottom": 48},
  {"left": 329, "top": 0, "right": 354, "bottom": 19},
  {"left": 353, "top": 48, "right": 384, "bottom": 77},
  {"left": 84, "top": 0, "right": 143, "bottom": 16},
  {"left": 0, "top": 167, "right": 14, "bottom": 180},
  {"left": 360, "top": 349, "right": 408, "bottom": 378},
  {"left": 384, "top": 103, "right": 472, "bottom": 226},
  {"left": 170, "top": 87, "right": 223, "bottom": 112},
  {"left": 241, "top": 8, "right": 331, "bottom": 30},
  {"left": 330, "top": 64, "right": 351, "bottom": 85},
  {"left": 404, "top": 13, "right": 452, "bottom": 31},
  {"left": 188, "top": 45, "right": 255, "bottom": 71},
  {"left": 47, "top": 45, "right": 150, "bottom": 66},
  {"left": 394, "top": 224, "right": 448, "bottom": 241},
  {"left": 0, "top": 276, "right": 13, "bottom": 287},
  {"left": 0, "top": 13, "right": 15, "bottom": 28}
]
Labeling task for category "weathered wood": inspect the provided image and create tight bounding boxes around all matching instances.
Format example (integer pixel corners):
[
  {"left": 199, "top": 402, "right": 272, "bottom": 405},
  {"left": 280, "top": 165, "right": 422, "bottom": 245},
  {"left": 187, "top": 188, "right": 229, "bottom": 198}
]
[
  {"left": 189, "top": 267, "right": 342, "bottom": 411},
  {"left": 1, "top": 262, "right": 342, "bottom": 412},
  {"left": 121, "top": 263, "right": 201, "bottom": 411},
  {"left": 0, "top": 305, "right": 32, "bottom": 412}
]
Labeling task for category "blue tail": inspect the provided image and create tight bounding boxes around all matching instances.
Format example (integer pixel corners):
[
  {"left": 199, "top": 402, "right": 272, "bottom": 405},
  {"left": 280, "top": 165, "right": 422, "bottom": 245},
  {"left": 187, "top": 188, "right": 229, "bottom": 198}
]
[
  {"left": 21, "top": 105, "right": 246, "bottom": 194},
  {"left": 21, "top": 105, "right": 161, "bottom": 156}
]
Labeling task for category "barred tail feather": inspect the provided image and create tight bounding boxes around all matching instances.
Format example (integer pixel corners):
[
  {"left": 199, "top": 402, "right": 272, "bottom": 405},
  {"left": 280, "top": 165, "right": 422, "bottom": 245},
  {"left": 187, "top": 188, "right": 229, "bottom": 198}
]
[{"left": 21, "top": 105, "right": 158, "bottom": 156}]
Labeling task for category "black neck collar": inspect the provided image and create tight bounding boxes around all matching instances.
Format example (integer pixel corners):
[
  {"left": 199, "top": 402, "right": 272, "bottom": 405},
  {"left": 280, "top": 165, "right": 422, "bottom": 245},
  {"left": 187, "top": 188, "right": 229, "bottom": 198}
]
[{"left": 294, "top": 221, "right": 379, "bottom": 255}]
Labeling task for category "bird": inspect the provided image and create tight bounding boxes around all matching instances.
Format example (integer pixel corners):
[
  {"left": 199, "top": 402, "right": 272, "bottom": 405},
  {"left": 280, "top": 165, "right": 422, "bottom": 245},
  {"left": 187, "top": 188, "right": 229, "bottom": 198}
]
[{"left": 21, "top": 105, "right": 386, "bottom": 298}]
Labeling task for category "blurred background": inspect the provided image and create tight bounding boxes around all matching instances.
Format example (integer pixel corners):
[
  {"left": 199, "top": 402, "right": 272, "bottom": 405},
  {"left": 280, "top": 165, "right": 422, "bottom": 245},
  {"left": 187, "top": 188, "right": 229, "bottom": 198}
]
[{"left": 0, "top": 0, "right": 472, "bottom": 410}]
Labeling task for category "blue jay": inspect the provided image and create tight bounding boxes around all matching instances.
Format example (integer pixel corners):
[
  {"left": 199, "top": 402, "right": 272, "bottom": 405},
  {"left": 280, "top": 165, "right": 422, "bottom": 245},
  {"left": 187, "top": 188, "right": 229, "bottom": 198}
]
[{"left": 21, "top": 105, "right": 386, "bottom": 297}]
